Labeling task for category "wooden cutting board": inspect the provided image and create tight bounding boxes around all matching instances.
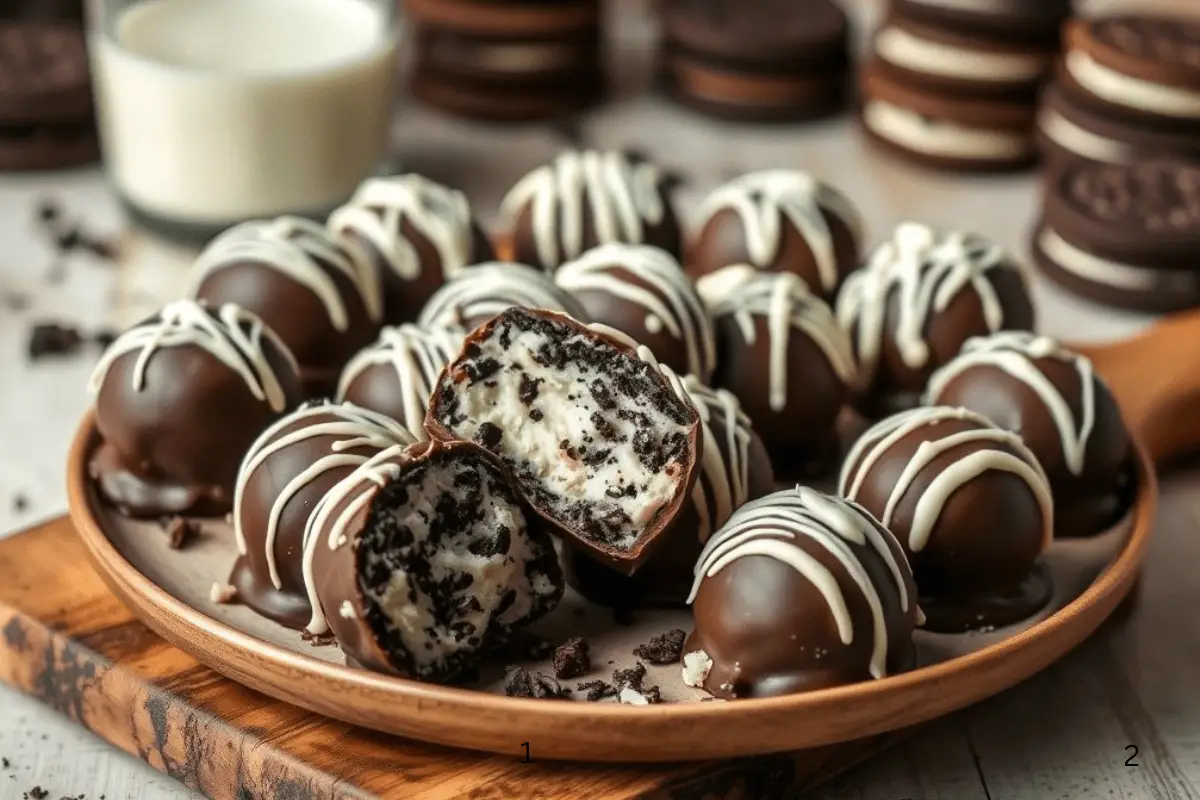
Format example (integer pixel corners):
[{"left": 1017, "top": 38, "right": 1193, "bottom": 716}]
[{"left": 0, "top": 516, "right": 909, "bottom": 800}]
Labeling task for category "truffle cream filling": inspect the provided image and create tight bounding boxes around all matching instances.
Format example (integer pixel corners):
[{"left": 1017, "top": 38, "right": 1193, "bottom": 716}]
[
  {"left": 863, "top": 100, "right": 1031, "bottom": 159},
  {"left": 876, "top": 26, "right": 1047, "bottom": 81},
  {"left": 1066, "top": 50, "right": 1200, "bottom": 118}
]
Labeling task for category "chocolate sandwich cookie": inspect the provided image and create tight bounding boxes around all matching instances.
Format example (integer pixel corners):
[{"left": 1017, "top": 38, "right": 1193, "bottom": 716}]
[
  {"left": 410, "top": 63, "right": 603, "bottom": 123},
  {"left": 414, "top": 27, "right": 600, "bottom": 86},
  {"left": 1032, "top": 157, "right": 1200, "bottom": 312},
  {"left": 1037, "top": 82, "right": 1200, "bottom": 175},
  {"left": 891, "top": 0, "right": 1071, "bottom": 42},
  {"left": 0, "top": 23, "right": 91, "bottom": 123},
  {"left": 873, "top": 13, "right": 1055, "bottom": 98},
  {"left": 658, "top": 0, "right": 849, "bottom": 122},
  {"left": 859, "top": 63, "right": 1036, "bottom": 171},
  {"left": 406, "top": 0, "right": 599, "bottom": 39},
  {"left": 1062, "top": 15, "right": 1200, "bottom": 124}
]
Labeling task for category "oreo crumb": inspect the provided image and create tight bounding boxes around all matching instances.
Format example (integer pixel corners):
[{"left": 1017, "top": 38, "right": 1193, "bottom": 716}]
[
  {"left": 1, "top": 758, "right": 8, "bottom": 768},
  {"left": 91, "top": 329, "right": 118, "bottom": 349},
  {"left": 552, "top": 637, "right": 590, "bottom": 679},
  {"left": 503, "top": 665, "right": 569, "bottom": 699},
  {"left": 28, "top": 323, "right": 83, "bottom": 360},
  {"left": 163, "top": 516, "right": 200, "bottom": 549},
  {"left": 612, "top": 608, "right": 635, "bottom": 626},
  {"left": 11, "top": 495, "right": 28, "bottom": 515},
  {"left": 576, "top": 679, "right": 617, "bottom": 702},
  {"left": 633, "top": 629, "right": 686, "bottom": 665},
  {"left": 36, "top": 198, "right": 61, "bottom": 224},
  {"left": 613, "top": 663, "right": 647, "bottom": 691},
  {"left": 26, "top": 788, "right": 48, "bottom": 800}
]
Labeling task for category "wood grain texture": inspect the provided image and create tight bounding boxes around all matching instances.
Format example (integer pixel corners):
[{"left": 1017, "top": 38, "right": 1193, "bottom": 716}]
[{"left": 0, "top": 516, "right": 914, "bottom": 800}]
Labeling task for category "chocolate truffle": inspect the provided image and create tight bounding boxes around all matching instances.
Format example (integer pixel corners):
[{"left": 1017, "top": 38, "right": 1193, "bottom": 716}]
[
  {"left": 88, "top": 300, "right": 303, "bottom": 518},
  {"left": 709, "top": 272, "right": 856, "bottom": 475},
  {"left": 190, "top": 216, "right": 384, "bottom": 395},
  {"left": 682, "top": 486, "right": 920, "bottom": 699},
  {"left": 567, "top": 366, "right": 776, "bottom": 608},
  {"left": 230, "top": 401, "right": 417, "bottom": 629},
  {"left": 303, "top": 440, "right": 563, "bottom": 682},
  {"left": 426, "top": 307, "right": 702, "bottom": 573},
  {"left": 417, "top": 260, "right": 587, "bottom": 332},
  {"left": 327, "top": 174, "right": 495, "bottom": 324},
  {"left": 555, "top": 243, "right": 717, "bottom": 381},
  {"left": 689, "top": 170, "right": 863, "bottom": 302},
  {"left": 337, "top": 323, "right": 462, "bottom": 437},
  {"left": 498, "top": 149, "right": 684, "bottom": 271},
  {"left": 839, "top": 405, "right": 1054, "bottom": 631},
  {"left": 926, "top": 332, "right": 1134, "bottom": 539},
  {"left": 837, "top": 222, "right": 1035, "bottom": 417}
]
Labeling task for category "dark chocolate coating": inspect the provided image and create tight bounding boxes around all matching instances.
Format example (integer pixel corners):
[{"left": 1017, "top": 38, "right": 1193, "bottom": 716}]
[
  {"left": 90, "top": 306, "right": 303, "bottom": 519},
  {"left": 684, "top": 487, "right": 919, "bottom": 699}
]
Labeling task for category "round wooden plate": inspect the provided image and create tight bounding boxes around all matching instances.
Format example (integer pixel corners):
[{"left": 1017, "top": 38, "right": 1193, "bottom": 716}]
[{"left": 67, "top": 312, "right": 1200, "bottom": 763}]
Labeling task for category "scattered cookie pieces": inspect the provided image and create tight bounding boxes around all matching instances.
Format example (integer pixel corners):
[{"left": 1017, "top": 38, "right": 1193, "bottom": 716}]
[
  {"left": 575, "top": 679, "right": 618, "bottom": 702},
  {"left": 27, "top": 322, "right": 82, "bottom": 360},
  {"left": 633, "top": 629, "right": 686, "bottom": 665},
  {"left": 163, "top": 516, "right": 200, "bottom": 550},
  {"left": 552, "top": 637, "right": 590, "bottom": 680},
  {"left": 503, "top": 665, "right": 570, "bottom": 700},
  {"left": 612, "top": 662, "right": 662, "bottom": 704}
]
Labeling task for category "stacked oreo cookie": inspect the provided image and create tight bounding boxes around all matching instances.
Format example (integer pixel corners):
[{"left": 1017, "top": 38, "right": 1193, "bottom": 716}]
[
  {"left": 656, "top": 0, "right": 851, "bottom": 122},
  {"left": 859, "top": 0, "right": 1069, "bottom": 171},
  {"left": 0, "top": 13, "right": 96, "bottom": 172},
  {"left": 406, "top": 0, "right": 603, "bottom": 121}
]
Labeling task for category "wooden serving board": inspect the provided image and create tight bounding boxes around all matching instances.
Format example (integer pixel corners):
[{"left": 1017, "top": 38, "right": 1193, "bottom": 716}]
[{"left": 0, "top": 516, "right": 911, "bottom": 800}]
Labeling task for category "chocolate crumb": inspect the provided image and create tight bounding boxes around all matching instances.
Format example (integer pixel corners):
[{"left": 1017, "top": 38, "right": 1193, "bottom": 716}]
[
  {"left": 27, "top": 323, "right": 83, "bottom": 360},
  {"left": 613, "top": 662, "right": 647, "bottom": 691},
  {"left": 163, "top": 516, "right": 200, "bottom": 549},
  {"left": 37, "top": 198, "right": 61, "bottom": 224},
  {"left": 12, "top": 494, "right": 28, "bottom": 514},
  {"left": 91, "top": 329, "right": 118, "bottom": 350},
  {"left": 612, "top": 607, "right": 635, "bottom": 626},
  {"left": 26, "top": 787, "right": 49, "bottom": 800},
  {"left": 503, "top": 665, "right": 569, "bottom": 699},
  {"left": 1, "top": 758, "right": 8, "bottom": 768},
  {"left": 633, "top": 629, "right": 686, "bottom": 665},
  {"left": 576, "top": 679, "right": 617, "bottom": 702},
  {"left": 552, "top": 637, "right": 590, "bottom": 679}
]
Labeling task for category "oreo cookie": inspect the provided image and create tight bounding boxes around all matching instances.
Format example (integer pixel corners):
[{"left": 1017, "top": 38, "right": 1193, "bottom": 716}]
[
  {"left": 658, "top": 0, "right": 849, "bottom": 122},
  {"left": 891, "top": 0, "right": 1071, "bottom": 42},
  {"left": 1032, "top": 157, "right": 1200, "bottom": 312}
]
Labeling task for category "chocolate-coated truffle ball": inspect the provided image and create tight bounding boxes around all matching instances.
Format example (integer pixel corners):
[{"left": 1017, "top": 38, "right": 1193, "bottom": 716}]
[
  {"left": 689, "top": 170, "right": 863, "bottom": 302},
  {"left": 555, "top": 243, "right": 716, "bottom": 381},
  {"left": 337, "top": 323, "right": 463, "bottom": 436},
  {"left": 926, "top": 332, "right": 1133, "bottom": 539},
  {"left": 567, "top": 367, "right": 775, "bottom": 607},
  {"left": 229, "top": 401, "right": 417, "bottom": 629},
  {"left": 498, "top": 149, "right": 684, "bottom": 271},
  {"left": 426, "top": 307, "right": 702, "bottom": 574},
  {"left": 710, "top": 272, "right": 856, "bottom": 475},
  {"left": 682, "top": 486, "right": 920, "bottom": 699},
  {"left": 840, "top": 405, "right": 1054, "bottom": 631},
  {"left": 304, "top": 440, "right": 563, "bottom": 682},
  {"left": 88, "top": 300, "right": 303, "bottom": 518},
  {"left": 837, "top": 222, "right": 1035, "bottom": 417},
  {"left": 417, "top": 261, "right": 587, "bottom": 332},
  {"left": 327, "top": 174, "right": 494, "bottom": 324},
  {"left": 191, "top": 216, "right": 384, "bottom": 396}
]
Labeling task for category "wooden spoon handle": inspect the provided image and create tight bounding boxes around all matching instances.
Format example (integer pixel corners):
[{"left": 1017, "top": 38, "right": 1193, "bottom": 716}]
[{"left": 1076, "top": 310, "right": 1200, "bottom": 465}]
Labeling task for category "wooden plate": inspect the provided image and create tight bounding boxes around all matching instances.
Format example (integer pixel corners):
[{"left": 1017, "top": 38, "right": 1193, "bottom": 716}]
[{"left": 67, "top": 312, "right": 1200, "bottom": 763}]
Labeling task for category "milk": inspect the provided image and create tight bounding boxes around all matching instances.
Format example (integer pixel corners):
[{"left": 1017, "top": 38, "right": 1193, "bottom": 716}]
[{"left": 91, "top": 0, "right": 397, "bottom": 228}]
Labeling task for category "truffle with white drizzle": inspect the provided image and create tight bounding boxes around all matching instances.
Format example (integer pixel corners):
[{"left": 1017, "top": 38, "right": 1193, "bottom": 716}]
[
  {"left": 836, "top": 221, "right": 1035, "bottom": 416},
  {"left": 337, "top": 323, "right": 463, "bottom": 437},
  {"left": 925, "top": 331, "right": 1133, "bottom": 539},
  {"left": 689, "top": 170, "right": 863, "bottom": 302},
  {"left": 682, "top": 485, "right": 920, "bottom": 699},
  {"left": 555, "top": 243, "right": 717, "bottom": 381},
  {"left": 303, "top": 439, "right": 563, "bottom": 681},
  {"left": 88, "top": 300, "right": 303, "bottom": 518},
  {"left": 498, "top": 149, "right": 683, "bottom": 271},
  {"left": 566, "top": 366, "right": 775, "bottom": 608},
  {"left": 710, "top": 272, "right": 856, "bottom": 475},
  {"left": 191, "top": 216, "right": 384, "bottom": 395},
  {"left": 228, "top": 401, "right": 417, "bottom": 629},
  {"left": 417, "top": 261, "right": 588, "bottom": 333},
  {"left": 328, "top": 175, "right": 495, "bottom": 324},
  {"left": 840, "top": 405, "right": 1055, "bottom": 631}
]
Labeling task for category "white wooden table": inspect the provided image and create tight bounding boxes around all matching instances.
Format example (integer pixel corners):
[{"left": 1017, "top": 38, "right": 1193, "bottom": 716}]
[{"left": 2, "top": 0, "right": 1198, "bottom": 797}]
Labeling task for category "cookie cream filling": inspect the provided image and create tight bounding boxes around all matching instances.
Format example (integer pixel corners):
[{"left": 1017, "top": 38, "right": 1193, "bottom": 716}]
[
  {"left": 1037, "top": 107, "right": 1131, "bottom": 163},
  {"left": 876, "top": 26, "right": 1047, "bottom": 81},
  {"left": 463, "top": 42, "right": 577, "bottom": 75},
  {"left": 1066, "top": 50, "right": 1200, "bottom": 118},
  {"left": 1038, "top": 227, "right": 1189, "bottom": 291},
  {"left": 864, "top": 100, "right": 1031, "bottom": 160}
]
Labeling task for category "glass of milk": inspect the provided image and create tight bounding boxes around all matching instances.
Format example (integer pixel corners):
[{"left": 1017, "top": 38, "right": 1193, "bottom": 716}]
[{"left": 89, "top": 0, "right": 398, "bottom": 242}]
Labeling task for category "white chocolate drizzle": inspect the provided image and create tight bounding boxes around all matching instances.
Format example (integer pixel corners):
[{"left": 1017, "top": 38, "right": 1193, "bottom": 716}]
[
  {"left": 556, "top": 243, "right": 716, "bottom": 379},
  {"left": 695, "top": 170, "right": 863, "bottom": 294},
  {"left": 191, "top": 215, "right": 383, "bottom": 330},
  {"left": 232, "top": 402, "right": 417, "bottom": 590},
  {"left": 417, "top": 261, "right": 585, "bottom": 330},
  {"left": 710, "top": 272, "right": 855, "bottom": 413},
  {"left": 88, "top": 300, "right": 297, "bottom": 413},
  {"left": 336, "top": 323, "right": 463, "bottom": 437},
  {"left": 328, "top": 174, "right": 475, "bottom": 285},
  {"left": 499, "top": 150, "right": 667, "bottom": 268},
  {"left": 837, "top": 222, "right": 1018, "bottom": 389},
  {"left": 688, "top": 485, "right": 915, "bottom": 680},
  {"left": 660, "top": 365, "right": 756, "bottom": 542},
  {"left": 926, "top": 332, "right": 1096, "bottom": 476},
  {"left": 839, "top": 406, "right": 1053, "bottom": 554}
]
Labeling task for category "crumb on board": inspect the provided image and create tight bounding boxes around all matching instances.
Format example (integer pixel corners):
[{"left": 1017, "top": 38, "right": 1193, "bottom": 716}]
[
  {"left": 633, "top": 628, "right": 686, "bottom": 665},
  {"left": 552, "top": 637, "right": 590, "bottom": 679},
  {"left": 504, "top": 665, "right": 569, "bottom": 700}
]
